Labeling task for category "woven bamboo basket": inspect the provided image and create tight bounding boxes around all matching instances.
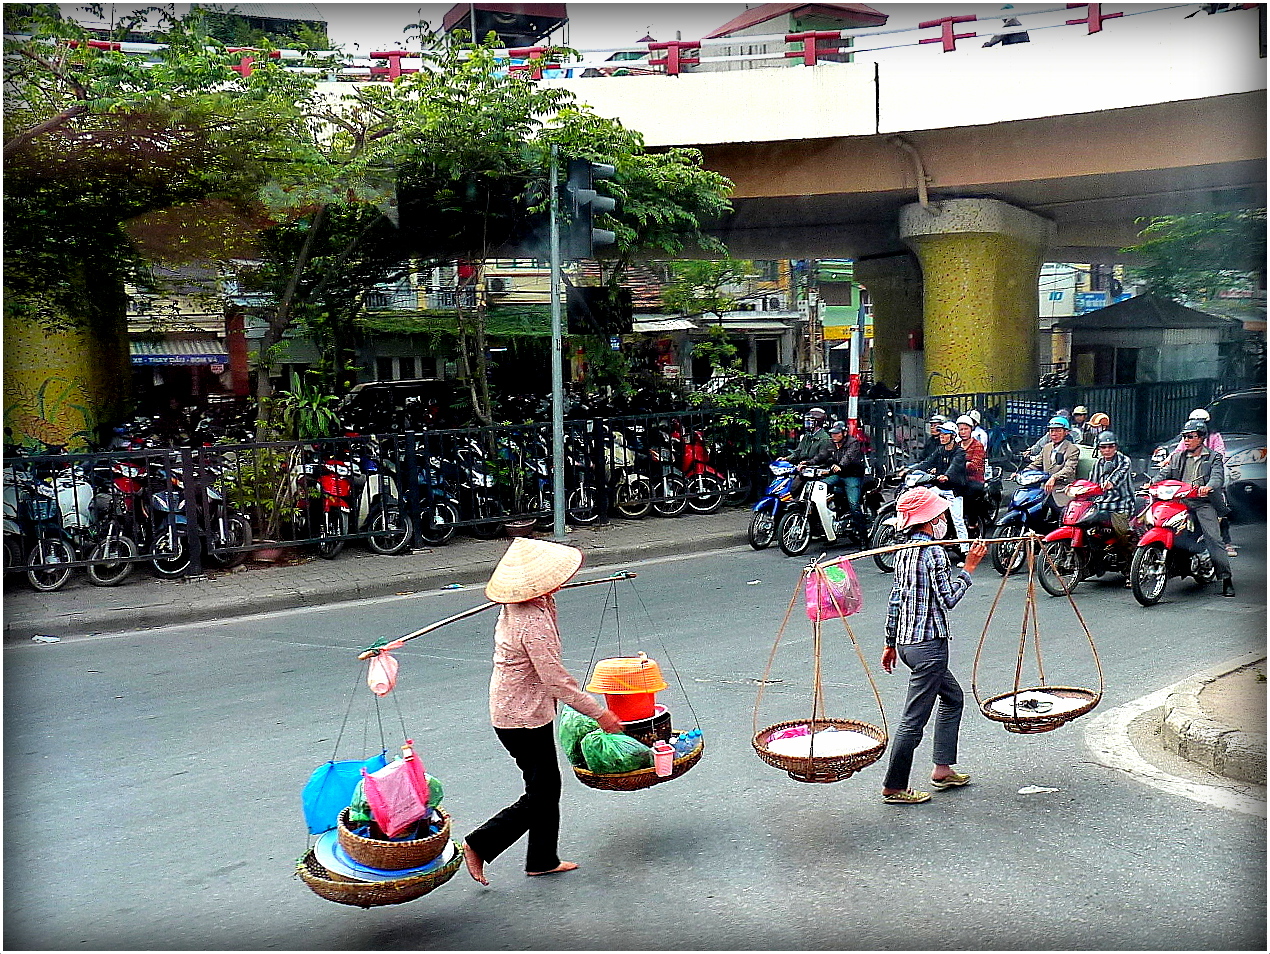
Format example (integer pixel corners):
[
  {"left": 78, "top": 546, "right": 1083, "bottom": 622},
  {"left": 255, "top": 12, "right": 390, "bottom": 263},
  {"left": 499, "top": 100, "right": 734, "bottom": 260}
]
[
  {"left": 979, "top": 686, "right": 1099, "bottom": 734},
  {"left": 336, "top": 807, "right": 451, "bottom": 870},
  {"left": 571, "top": 734, "right": 704, "bottom": 791},
  {"left": 753, "top": 718, "right": 887, "bottom": 784},
  {"left": 296, "top": 841, "right": 462, "bottom": 908}
]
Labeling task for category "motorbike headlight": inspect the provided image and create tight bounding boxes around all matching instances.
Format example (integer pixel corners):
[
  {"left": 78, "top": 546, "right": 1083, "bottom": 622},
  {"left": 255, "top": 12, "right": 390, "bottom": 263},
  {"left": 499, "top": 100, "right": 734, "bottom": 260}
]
[{"left": 1226, "top": 446, "right": 1266, "bottom": 468}]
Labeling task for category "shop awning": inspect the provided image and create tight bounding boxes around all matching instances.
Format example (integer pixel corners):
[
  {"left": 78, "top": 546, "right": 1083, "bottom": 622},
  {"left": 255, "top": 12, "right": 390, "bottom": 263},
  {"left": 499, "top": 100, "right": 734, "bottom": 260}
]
[
  {"left": 632, "top": 317, "right": 697, "bottom": 333},
  {"left": 130, "top": 338, "right": 229, "bottom": 366}
]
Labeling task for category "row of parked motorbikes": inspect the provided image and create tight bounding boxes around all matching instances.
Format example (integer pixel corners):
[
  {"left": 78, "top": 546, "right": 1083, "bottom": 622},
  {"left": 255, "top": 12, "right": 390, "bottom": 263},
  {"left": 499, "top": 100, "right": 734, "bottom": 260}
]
[
  {"left": 748, "top": 453, "right": 1222, "bottom": 606},
  {"left": 3, "top": 416, "right": 760, "bottom": 591}
]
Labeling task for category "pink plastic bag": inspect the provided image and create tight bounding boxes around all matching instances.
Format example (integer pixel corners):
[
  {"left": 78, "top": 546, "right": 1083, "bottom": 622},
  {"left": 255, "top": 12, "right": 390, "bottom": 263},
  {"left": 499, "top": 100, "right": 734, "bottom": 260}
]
[
  {"left": 367, "top": 653, "right": 399, "bottom": 696},
  {"left": 360, "top": 742, "right": 431, "bottom": 837},
  {"left": 805, "top": 562, "right": 863, "bottom": 621}
]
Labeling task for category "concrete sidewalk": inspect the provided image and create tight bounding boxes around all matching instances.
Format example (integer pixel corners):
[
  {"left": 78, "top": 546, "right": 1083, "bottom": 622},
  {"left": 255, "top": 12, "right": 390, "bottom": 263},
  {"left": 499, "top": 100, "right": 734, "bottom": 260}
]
[
  {"left": 2, "top": 509, "right": 753, "bottom": 642},
  {"left": 1162, "top": 653, "right": 1267, "bottom": 786}
]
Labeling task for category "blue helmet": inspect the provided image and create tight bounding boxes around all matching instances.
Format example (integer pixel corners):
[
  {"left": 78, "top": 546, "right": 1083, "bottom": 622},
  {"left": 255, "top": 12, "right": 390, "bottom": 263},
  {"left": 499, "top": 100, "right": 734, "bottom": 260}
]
[{"left": 1047, "top": 416, "right": 1070, "bottom": 430}]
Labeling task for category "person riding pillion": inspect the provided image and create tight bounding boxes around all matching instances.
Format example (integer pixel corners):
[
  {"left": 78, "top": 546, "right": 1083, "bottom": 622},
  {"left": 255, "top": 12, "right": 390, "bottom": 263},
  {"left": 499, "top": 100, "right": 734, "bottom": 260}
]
[
  {"left": 1089, "top": 431, "right": 1136, "bottom": 538},
  {"left": 1026, "top": 416, "right": 1079, "bottom": 515},
  {"left": 1157, "top": 419, "right": 1234, "bottom": 598},
  {"left": 956, "top": 415, "right": 988, "bottom": 532},
  {"left": 908, "top": 421, "right": 971, "bottom": 541}
]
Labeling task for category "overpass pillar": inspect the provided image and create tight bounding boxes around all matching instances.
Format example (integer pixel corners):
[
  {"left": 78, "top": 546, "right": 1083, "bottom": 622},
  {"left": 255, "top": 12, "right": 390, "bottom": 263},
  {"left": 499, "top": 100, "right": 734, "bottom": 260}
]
[
  {"left": 853, "top": 253, "right": 923, "bottom": 394},
  {"left": 900, "top": 199, "right": 1055, "bottom": 395}
]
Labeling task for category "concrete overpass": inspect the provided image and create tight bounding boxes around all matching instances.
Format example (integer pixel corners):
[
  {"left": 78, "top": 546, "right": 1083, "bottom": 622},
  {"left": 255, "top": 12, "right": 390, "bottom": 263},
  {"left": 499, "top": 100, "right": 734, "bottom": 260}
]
[{"left": 538, "top": 5, "right": 1265, "bottom": 391}]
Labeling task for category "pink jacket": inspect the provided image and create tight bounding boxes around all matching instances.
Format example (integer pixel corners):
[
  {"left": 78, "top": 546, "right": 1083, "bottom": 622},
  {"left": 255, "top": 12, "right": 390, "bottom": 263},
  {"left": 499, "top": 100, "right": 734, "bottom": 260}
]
[{"left": 488, "top": 595, "right": 607, "bottom": 730}]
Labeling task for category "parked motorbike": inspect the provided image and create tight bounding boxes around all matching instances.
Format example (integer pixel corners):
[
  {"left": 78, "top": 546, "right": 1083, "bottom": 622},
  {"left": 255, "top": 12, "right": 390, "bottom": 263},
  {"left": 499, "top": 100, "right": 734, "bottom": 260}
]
[
  {"left": 641, "top": 428, "right": 689, "bottom": 518},
  {"left": 1036, "top": 479, "right": 1138, "bottom": 596},
  {"left": 8, "top": 463, "right": 77, "bottom": 591},
  {"left": 990, "top": 469, "right": 1060, "bottom": 575},
  {"left": 776, "top": 465, "right": 880, "bottom": 557},
  {"left": 446, "top": 438, "right": 506, "bottom": 538},
  {"left": 867, "top": 470, "right": 958, "bottom": 572},
  {"left": 146, "top": 462, "right": 195, "bottom": 577},
  {"left": 1128, "top": 479, "right": 1218, "bottom": 606},
  {"left": 84, "top": 458, "right": 149, "bottom": 587},
  {"left": 748, "top": 460, "right": 797, "bottom": 550},
  {"left": 670, "top": 421, "right": 725, "bottom": 514},
  {"left": 348, "top": 437, "right": 413, "bottom": 555}
]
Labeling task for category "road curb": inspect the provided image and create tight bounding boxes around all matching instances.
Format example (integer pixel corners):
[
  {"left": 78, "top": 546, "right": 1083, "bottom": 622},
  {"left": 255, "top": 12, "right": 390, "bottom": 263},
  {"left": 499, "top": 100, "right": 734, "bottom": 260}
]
[{"left": 1161, "top": 651, "right": 1266, "bottom": 786}]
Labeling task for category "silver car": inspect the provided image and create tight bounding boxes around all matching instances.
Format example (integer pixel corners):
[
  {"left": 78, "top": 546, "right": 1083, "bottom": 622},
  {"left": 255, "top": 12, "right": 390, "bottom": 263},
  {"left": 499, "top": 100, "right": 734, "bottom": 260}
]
[{"left": 1151, "top": 388, "right": 1266, "bottom": 520}]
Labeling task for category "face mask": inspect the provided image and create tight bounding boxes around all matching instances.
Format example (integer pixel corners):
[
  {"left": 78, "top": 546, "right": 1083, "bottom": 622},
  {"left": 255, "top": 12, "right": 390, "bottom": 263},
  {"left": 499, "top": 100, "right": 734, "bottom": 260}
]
[{"left": 929, "top": 515, "right": 948, "bottom": 538}]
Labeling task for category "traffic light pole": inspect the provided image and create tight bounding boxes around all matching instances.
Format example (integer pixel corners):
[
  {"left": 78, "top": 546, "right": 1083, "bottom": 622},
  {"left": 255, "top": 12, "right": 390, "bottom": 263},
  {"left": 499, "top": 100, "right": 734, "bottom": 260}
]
[{"left": 549, "top": 144, "right": 567, "bottom": 541}]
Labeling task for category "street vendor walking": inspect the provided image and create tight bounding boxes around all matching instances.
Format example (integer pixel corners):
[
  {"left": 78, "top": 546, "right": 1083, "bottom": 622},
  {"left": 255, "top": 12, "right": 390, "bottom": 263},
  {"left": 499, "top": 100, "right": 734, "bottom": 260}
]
[
  {"left": 880, "top": 488, "right": 987, "bottom": 805},
  {"left": 463, "top": 538, "right": 624, "bottom": 885}
]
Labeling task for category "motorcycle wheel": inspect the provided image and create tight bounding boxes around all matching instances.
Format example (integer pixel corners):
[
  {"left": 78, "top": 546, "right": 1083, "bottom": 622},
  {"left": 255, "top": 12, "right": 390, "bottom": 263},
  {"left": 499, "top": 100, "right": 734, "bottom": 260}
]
[
  {"left": 4, "top": 534, "right": 23, "bottom": 576},
  {"left": 613, "top": 478, "right": 652, "bottom": 519},
  {"left": 367, "top": 506, "right": 413, "bottom": 555},
  {"left": 151, "top": 528, "right": 191, "bottom": 578},
  {"left": 417, "top": 501, "right": 458, "bottom": 546},
  {"left": 1038, "top": 540, "right": 1084, "bottom": 597},
  {"left": 87, "top": 534, "right": 138, "bottom": 587},
  {"left": 567, "top": 486, "right": 602, "bottom": 526},
  {"left": 990, "top": 524, "right": 1027, "bottom": 576},
  {"left": 27, "top": 538, "right": 74, "bottom": 592},
  {"left": 1130, "top": 542, "right": 1169, "bottom": 606},
  {"left": 777, "top": 509, "right": 813, "bottom": 557},
  {"left": 871, "top": 521, "right": 898, "bottom": 573},
  {"left": 1193, "top": 552, "right": 1218, "bottom": 586},
  {"left": 651, "top": 475, "right": 688, "bottom": 517},
  {"left": 724, "top": 469, "right": 754, "bottom": 506},
  {"left": 206, "top": 515, "right": 252, "bottom": 569},
  {"left": 467, "top": 497, "right": 505, "bottom": 539},
  {"left": 316, "top": 510, "right": 349, "bottom": 560},
  {"left": 685, "top": 473, "right": 724, "bottom": 514},
  {"left": 748, "top": 508, "right": 777, "bottom": 550}
]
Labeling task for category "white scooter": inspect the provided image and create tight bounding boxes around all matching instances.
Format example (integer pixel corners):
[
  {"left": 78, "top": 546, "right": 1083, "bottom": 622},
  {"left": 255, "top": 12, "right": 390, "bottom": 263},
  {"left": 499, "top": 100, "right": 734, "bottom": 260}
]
[
  {"left": 775, "top": 466, "right": 872, "bottom": 557},
  {"left": 867, "top": 469, "right": 962, "bottom": 572}
]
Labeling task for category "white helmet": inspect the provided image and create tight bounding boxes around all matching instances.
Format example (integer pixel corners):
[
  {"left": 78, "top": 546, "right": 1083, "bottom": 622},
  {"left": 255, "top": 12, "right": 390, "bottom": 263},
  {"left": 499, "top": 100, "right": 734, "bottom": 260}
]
[
  {"left": 955, "top": 415, "right": 975, "bottom": 428},
  {"left": 1189, "top": 408, "right": 1211, "bottom": 421},
  {"left": 968, "top": 409, "right": 982, "bottom": 425}
]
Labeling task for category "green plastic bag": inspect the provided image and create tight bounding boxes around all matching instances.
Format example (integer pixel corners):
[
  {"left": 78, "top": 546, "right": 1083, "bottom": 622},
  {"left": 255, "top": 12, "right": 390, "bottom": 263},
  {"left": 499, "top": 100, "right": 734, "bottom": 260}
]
[
  {"left": 558, "top": 707, "right": 601, "bottom": 768},
  {"left": 580, "top": 729, "right": 653, "bottom": 775},
  {"left": 348, "top": 778, "right": 374, "bottom": 824},
  {"left": 426, "top": 774, "right": 444, "bottom": 809}
]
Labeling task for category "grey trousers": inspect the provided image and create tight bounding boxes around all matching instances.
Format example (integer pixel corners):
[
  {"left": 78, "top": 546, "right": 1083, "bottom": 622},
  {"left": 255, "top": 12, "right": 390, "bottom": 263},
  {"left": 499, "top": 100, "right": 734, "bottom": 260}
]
[
  {"left": 883, "top": 638, "right": 964, "bottom": 791},
  {"left": 1191, "top": 500, "right": 1232, "bottom": 580}
]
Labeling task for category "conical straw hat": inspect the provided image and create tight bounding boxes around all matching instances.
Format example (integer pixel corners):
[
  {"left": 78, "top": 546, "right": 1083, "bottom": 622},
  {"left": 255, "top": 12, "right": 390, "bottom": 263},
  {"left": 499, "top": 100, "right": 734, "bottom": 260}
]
[{"left": 485, "top": 537, "right": 584, "bottom": 603}]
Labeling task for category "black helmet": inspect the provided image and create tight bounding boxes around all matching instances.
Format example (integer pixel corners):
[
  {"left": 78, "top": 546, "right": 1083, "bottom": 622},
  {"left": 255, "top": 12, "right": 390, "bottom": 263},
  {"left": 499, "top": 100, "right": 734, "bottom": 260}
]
[
  {"left": 828, "top": 423, "right": 846, "bottom": 435},
  {"left": 1182, "top": 419, "right": 1208, "bottom": 438},
  {"left": 1096, "top": 430, "right": 1119, "bottom": 447}
]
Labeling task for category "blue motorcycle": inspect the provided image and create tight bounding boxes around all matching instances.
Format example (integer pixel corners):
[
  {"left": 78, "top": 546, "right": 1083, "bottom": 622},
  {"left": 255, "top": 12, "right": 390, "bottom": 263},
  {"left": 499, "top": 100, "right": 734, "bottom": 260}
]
[
  {"left": 748, "top": 460, "right": 797, "bottom": 550},
  {"left": 990, "top": 468, "right": 1058, "bottom": 575}
]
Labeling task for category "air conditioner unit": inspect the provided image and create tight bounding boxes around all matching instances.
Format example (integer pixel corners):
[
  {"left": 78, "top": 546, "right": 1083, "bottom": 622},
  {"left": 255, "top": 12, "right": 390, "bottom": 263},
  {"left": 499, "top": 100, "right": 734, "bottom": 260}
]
[{"left": 487, "top": 277, "right": 511, "bottom": 294}]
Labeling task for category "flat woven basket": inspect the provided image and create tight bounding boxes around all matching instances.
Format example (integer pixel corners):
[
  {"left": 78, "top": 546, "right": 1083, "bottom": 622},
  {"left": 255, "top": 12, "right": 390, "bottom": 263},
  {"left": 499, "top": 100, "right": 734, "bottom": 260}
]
[
  {"left": 337, "top": 806, "right": 451, "bottom": 870},
  {"left": 979, "top": 686, "right": 1099, "bottom": 735},
  {"left": 296, "top": 840, "right": 462, "bottom": 908},
  {"left": 571, "top": 734, "right": 704, "bottom": 792},
  {"left": 753, "top": 718, "right": 887, "bottom": 783}
]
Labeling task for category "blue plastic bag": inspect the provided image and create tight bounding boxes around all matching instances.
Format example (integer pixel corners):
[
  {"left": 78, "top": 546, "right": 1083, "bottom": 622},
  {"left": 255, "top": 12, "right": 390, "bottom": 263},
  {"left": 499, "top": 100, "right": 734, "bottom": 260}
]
[{"left": 301, "top": 752, "right": 388, "bottom": 835}]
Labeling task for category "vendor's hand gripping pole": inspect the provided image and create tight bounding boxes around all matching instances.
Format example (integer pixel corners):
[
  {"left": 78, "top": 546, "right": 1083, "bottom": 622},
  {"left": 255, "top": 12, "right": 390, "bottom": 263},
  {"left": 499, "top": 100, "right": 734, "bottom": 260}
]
[{"left": 357, "top": 571, "right": 637, "bottom": 659}]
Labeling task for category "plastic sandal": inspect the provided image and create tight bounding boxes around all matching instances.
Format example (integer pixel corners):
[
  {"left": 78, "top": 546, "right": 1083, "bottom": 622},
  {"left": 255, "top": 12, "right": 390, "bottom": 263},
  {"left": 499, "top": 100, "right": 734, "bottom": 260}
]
[{"left": 931, "top": 771, "right": 971, "bottom": 790}]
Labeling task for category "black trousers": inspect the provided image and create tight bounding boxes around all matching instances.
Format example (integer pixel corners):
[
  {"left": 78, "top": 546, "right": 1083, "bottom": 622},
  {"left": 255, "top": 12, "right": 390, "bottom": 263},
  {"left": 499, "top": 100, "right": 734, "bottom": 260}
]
[{"left": 464, "top": 723, "right": 562, "bottom": 872}]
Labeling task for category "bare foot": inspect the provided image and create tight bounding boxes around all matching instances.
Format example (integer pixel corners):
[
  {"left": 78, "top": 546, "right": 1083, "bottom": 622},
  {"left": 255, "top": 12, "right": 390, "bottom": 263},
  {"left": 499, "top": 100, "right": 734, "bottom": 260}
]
[
  {"left": 526, "top": 861, "right": 579, "bottom": 877},
  {"left": 462, "top": 842, "right": 488, "bottom": 885}
]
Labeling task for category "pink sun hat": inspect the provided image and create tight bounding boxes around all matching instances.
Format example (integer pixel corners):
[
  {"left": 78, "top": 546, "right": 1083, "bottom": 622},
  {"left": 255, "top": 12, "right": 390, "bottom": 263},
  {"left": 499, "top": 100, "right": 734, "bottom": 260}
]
[{"left": 895, "top": 487, "right": 951, "bottom": 530}]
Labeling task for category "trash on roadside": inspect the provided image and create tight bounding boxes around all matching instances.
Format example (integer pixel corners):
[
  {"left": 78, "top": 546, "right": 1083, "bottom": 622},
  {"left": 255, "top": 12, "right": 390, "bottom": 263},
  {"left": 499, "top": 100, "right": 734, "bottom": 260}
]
[
  {"left": 440, "top": 583, "right": 464, "bottom": 590},
  {"left": 31, "top": 635, "right": 60, "bottom": 643},
  {"left": 1018, "top": 785, "right": 1060, "bottom": 795},
  {"left": 746, "top": 580, "right": 761, "bottom": 585}
]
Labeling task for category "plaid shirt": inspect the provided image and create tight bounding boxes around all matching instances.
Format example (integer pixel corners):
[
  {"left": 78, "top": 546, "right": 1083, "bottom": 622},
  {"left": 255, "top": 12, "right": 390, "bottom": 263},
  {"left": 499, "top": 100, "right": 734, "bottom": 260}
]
[
  {"left": 1090, "top": 450, "right": 1135, "bottom": 514},
  {"left": 885, "top": 534, "right": 973, "bottom": 647}
]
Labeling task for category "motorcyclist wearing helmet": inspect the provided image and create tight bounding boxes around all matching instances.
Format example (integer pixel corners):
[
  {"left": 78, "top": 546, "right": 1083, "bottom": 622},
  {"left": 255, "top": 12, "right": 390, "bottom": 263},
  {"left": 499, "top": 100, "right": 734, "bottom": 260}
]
[
  {"left": 782, "top": 407, "right": 832, "bottom": 465},
  {"left": 1068, "top": 406, "right": 1090, "bottom": 444},
  {"left": 1173, "top": 408, "right": 1233, "bottom": 555},
  {"left": 956, "top": 415, "right": 988, "bottom": 532},
  {"left": 1081, "top": 412, "right": 1110, "bottom": 447},
  {"left": 1090, "top": 431, "right": 1135, "bottom": 537},
  {"left": 809, "top": 422, "right": 869, "bottom": 528},
  {"left": 1157, "top": 419, "right": 1233, "bottom": 596},
  {"left": 1025, "top": 417, "right": 1079, "bottom": 513},
  {"left": 966, "top": 409, "right": 989, "bottom": 448},
  {"left": 920, "top": 414, "right": 949, "bottom": 460},
  {"left": 909, "top": 421, "right": 970, "bottom": 541}
]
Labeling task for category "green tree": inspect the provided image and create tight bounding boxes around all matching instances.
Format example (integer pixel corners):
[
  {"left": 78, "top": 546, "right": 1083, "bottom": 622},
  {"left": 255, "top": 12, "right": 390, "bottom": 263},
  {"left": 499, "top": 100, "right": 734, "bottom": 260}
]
[{"left": 1122, "top": 210, "right": 1266, "bottom": 303}]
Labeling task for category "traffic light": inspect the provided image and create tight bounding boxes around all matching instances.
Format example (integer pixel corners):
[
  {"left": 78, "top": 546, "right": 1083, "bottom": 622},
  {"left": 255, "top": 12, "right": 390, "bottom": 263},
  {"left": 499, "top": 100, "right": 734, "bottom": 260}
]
[{"left": 562, "top": 159, "right": 617, "bottom": 260}]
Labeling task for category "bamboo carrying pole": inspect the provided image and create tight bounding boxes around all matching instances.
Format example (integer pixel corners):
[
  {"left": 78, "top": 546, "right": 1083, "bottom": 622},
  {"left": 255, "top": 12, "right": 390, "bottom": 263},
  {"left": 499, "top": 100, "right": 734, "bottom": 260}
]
[
  {"left": 812, "top": 534, "right": 1020, "bottom": 570},
  {"left": 356, "top": 572, "right": 637, "bottom": 659}
]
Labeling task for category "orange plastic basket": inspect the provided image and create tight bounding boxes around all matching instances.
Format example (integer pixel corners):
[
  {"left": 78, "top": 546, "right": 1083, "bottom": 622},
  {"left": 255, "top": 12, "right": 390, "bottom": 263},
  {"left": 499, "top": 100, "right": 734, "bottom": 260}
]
[{"left": 585, "top": 652, "right": 669, "bottom": 694}]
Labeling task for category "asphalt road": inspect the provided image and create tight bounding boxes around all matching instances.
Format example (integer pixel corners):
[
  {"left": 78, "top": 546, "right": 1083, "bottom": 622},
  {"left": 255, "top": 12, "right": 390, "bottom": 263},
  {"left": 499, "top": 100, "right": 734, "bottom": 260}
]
[{"left": 4, "top": 539, "right": 1265, "bottom": 950}]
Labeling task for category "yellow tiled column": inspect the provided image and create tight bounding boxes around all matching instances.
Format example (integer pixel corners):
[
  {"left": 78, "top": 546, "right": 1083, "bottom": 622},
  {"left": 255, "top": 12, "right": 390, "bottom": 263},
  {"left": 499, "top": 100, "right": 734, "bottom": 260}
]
[
  {"left": 900, "top": 199, "right": 1054, "bottom": 395},
  {"left": 853, "top": 253, "right": 923, "bottom": 393},
  {"left": 4, "top": 298, "right": 131, "bottom": 450}
]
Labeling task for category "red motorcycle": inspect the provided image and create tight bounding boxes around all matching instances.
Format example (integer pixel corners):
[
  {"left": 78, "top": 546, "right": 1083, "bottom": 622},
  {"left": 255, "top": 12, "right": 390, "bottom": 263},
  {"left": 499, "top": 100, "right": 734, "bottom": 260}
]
[
  {"left": 1128, "top": 479, "right": 1218, "bottom": 606},
  {"left": 297, "top": 449, "right": 357, "bottom": 560},
  {"left": 1037, "top": 479, "right": 1137, "bottom": 596},
  {"left": 669, "top": 421, "right": 726, "bottom": 514}
]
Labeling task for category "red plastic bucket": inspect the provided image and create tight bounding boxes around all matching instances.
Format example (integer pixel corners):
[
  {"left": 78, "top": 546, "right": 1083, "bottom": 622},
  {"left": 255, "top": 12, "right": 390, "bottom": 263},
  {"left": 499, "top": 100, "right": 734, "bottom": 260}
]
[{"left": 605, "top": 692, "right": 656, "bottom": 721}]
